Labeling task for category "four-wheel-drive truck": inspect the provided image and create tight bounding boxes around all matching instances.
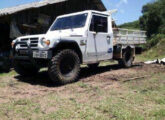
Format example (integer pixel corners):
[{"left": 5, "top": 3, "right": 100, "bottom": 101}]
[{"left": 11, "top": 10, "right": 146, "bottom": 84}]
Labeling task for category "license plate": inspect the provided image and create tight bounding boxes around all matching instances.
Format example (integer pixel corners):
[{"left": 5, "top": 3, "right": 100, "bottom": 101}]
[{"left": 33, "top": 51, "right": 48, "bottom": 59}]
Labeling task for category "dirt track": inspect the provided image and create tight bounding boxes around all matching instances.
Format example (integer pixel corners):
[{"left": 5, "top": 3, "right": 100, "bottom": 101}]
[{"left": 0, "top": 62, "right": 165, "bottom": 104}]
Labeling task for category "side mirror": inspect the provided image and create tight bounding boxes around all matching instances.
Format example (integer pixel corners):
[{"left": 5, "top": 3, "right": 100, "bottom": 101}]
[{"left": 96, "top": 24, "right": 103, "bottom": 33}]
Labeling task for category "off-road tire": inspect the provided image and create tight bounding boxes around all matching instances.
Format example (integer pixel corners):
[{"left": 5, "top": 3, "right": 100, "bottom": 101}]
[
  {"left": 13, "top": 60, "right": 39, "bottom": 76},
  {"left": 118, "top": 48, "right": 134, "bottom": 68},
  {"left": 48, "top": 49, "right": 80, "bottom": 85},
  {"left": 88, "top": 63, "right": 99, "bottom": 69}
]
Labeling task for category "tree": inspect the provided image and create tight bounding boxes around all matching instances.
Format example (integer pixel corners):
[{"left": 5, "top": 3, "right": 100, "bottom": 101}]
[
  {"left": 139, "top": 0, "right": 165, "bottom": 37},
  {"left": 119, "top": 20, "right": 140, "bottom": 29}
]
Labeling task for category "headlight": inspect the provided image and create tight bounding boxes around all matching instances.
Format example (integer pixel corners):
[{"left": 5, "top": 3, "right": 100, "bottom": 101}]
[{"left": 41, "top": 38, "right": 50, "bottom": 47}]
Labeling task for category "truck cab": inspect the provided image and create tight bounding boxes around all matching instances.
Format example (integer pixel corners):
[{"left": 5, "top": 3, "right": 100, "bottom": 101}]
[{"left": 12, "top": 10, "right": 146, "bottom": 84}]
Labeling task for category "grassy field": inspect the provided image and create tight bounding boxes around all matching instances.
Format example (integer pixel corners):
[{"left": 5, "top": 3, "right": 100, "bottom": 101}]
[{"left": 0, "top": 62, "right": 164, "bottom": 120}]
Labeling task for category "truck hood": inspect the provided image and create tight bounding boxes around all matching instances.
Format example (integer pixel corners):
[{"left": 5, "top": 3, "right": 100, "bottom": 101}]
[
  {"left": 17, "top": 34, "right": 45, "bottom": 40},
  {"left": 45, "top": 29, "right": 85, "bottom": 40},
  {"left": 16, "top": 28, "right": 85, "bottom": 41}
]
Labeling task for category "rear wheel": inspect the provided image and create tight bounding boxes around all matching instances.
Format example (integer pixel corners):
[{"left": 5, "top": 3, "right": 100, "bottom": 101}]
[
  {"left": 13, "top": 60, "right": 39, "bottom": 76},
  {"left": 48, "top": 49, "right": 80, "bottom": 85},
  {"left": 118, "top": 48, "right": 134, "bottom": 68}
]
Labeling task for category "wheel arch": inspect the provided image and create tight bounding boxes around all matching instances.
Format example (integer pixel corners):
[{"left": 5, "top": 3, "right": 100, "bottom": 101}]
[
  {"left": 52, "top": 40, "right": 83, "bottom": 63},
  {"left": 113, "top": 45, "right": 135, "bottom": 60},
  {"left": 122, "top": 45, "right": 135, "bottom": 58}
]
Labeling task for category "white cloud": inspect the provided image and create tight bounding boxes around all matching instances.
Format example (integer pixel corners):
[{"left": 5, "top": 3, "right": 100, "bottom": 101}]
[{"left": 116, "top": 0, "right": 128, "bottom": 8}]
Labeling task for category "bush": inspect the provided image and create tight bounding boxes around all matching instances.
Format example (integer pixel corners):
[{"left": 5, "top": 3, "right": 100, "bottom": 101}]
[{"left": 147, "top": 34, "right": 165, "bottom": 48}]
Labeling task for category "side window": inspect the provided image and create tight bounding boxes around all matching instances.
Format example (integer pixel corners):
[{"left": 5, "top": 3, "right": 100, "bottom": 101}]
[{"left": 90, "top": 15, "right": 108, "bottom": 33}]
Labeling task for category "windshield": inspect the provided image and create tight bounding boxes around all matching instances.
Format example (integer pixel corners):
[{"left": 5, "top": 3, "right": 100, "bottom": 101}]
[{"left": 50, "top": 13, "right": 88, "bottom": 31}]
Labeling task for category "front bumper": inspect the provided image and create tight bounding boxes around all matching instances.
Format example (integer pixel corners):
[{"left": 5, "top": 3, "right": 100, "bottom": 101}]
[{"left": 12, "top": 42, "right": 52, "bottom": 61}]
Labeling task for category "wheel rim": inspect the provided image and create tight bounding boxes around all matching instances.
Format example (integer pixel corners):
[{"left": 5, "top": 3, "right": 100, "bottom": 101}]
[{"left": 59, "top": 54, "right": 76, "bottom": 75}]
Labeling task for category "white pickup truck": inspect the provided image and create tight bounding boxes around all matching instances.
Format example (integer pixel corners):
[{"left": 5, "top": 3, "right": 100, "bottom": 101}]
[{"left": 12, "top": 10, "right": 146, "bottom": 84}]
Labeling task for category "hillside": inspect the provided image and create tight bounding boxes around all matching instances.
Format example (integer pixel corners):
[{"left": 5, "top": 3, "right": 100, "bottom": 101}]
[
  {"left": 119, "top": 20, "right": 140, "bottom": 29},
  {"left": 137, "top": 37, "right": 165, "bottom": 61}
]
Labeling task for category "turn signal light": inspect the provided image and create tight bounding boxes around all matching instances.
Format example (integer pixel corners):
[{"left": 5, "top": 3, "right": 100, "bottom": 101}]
[{"left": 44, "top": 40, "right": 50, "bottom": 46}]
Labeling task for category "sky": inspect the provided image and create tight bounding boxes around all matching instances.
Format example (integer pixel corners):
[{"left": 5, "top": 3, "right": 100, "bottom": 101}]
[
  {"left": 0, "top": 0, "right": 152, "bottom": 25},
  {"left": 102, "top": 0, "right": 152, "bottom": 24}
]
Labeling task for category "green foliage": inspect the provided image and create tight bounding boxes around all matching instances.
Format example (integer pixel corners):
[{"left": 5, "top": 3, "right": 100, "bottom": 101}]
[
  {"left": 138, "top": 36, "right": 165, "bottom": 61},
  {"left": 147, "top": 34, "right": 165, "bottom": 48},
  {"left": 135, "top": 0, "right": 165, "bottom": 57},
  {"left": 139, "top": 0, "right": 165, "bottom": 37},
  {"left": 119, "top": 20, "right": 140, "bottom": 29}
]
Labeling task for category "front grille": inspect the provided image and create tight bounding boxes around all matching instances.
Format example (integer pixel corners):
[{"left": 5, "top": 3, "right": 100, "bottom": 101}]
[{"left": 20, "top": 37, "right": 39, "bottom": 49}]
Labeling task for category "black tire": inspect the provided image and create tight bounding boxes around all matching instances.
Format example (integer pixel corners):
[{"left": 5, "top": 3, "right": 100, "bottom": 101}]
[
  {"left": 118, "top": 48, "right": 134, "bottom": 68},
  {"left": 13, "top": 60, "right": 39, "bottom": 76},
  {"left": 48, "top": 49, "right": 80, "bottom": 85},
  {"left": 88, "top": 63, "right": 99, "bottom": 69}
]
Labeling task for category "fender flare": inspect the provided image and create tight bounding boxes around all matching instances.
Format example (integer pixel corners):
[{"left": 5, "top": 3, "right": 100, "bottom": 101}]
[{"left": 51, "top": 40, "right": 83, "bottom": 63}]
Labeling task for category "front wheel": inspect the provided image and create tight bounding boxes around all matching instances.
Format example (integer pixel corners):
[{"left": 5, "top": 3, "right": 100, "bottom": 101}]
[{"left": 48, "top": 49, "right": 80, "bottom": 85}]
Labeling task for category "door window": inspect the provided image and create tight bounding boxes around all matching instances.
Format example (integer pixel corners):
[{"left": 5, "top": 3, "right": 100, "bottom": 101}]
[{"left": 90, "top": 15, "right": 108, "bottom": 33}]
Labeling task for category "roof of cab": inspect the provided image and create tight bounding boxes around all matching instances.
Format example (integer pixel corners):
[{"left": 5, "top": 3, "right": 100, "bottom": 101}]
[{"left": 56, "top": 10, "right": 110, "bottom": 18}]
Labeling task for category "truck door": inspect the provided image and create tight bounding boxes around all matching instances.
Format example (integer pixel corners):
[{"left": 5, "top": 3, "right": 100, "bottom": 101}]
[
  {"left": 89, "top": 14, "right": 113, "bottom": 61},
  {"left": 85, "top": 19, "right": 98, "bottom": 63}
]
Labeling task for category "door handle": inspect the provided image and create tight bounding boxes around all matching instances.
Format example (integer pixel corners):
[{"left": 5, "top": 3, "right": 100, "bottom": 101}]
[
  {"left": 107, "top": 36, "right": 111, "bottom": 39},
  {"left": 107, "top": 36, "right": 111, "bottom": 44}
]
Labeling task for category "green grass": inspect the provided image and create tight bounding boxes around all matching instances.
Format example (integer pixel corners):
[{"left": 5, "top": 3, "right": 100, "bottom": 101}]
[
  {"left": 94, "top": 73, "right": 165, "bottom": 120},
  {"left": 0, "top": 70, "right": 16, "bottom": 77},
  {"left": 0, "top": 99, "right": 42, "bottom": 120},
  {"left": 122, "top": 73, "right": 165, "bottom": 120},
  {"left": 78, "top": 82, "right": 89, "bottom": 88},
  {"left": 0, "top": 72, "right": 164, "bottom": 120},
  {"left": 136, "top": 38, "right": 165, "bottom": 62}
]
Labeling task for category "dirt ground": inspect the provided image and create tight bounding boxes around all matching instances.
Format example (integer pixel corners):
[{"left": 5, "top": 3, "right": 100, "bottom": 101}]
[
  {"left": 0, "top": 63, "right": 164, "bottom": 101},
  {"left": 0, "top": 62, "right": 165, "bottom": 120}
]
